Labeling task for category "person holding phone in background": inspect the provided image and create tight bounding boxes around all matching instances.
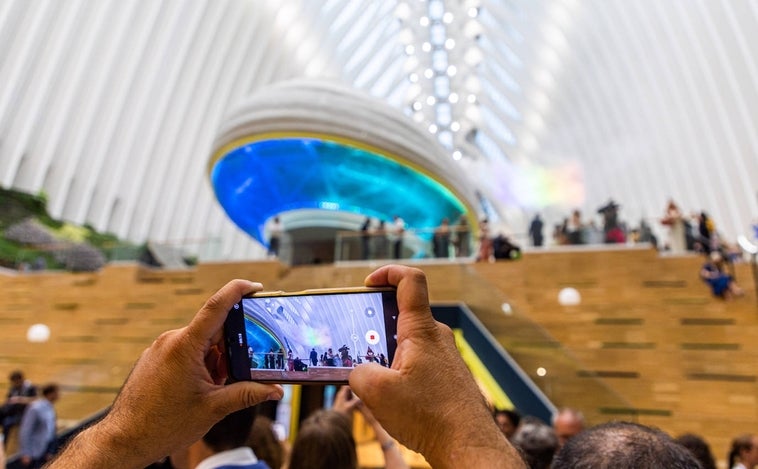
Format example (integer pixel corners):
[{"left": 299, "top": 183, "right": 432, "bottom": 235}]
[{"left": 46, "top": 265, "right": 523, "bottom": 469}]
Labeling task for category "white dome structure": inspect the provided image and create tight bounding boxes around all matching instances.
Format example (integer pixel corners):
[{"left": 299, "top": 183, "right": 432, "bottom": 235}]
[{"left": 0, "top": 0, "right": 756, "bottom": 260}]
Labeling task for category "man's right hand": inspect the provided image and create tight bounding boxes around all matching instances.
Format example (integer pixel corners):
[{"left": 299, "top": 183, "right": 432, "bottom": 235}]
[{"left": 349, "top": 265, "right": 525, "bottom": 469}]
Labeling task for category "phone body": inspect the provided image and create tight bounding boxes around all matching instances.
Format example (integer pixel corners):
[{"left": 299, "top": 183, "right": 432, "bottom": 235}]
[{"left": 224, "top": 286, "right": 399, "bottom": 384}]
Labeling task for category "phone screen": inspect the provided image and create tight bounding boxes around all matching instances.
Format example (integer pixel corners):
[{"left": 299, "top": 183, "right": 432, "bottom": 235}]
[{"left": 225, "top": 288, "right": 398, "bottom": 383}]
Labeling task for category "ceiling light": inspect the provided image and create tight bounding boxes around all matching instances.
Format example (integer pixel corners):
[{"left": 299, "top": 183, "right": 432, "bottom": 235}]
[{"left": 449, "top": 92, "right": 459, "bottom": 103}]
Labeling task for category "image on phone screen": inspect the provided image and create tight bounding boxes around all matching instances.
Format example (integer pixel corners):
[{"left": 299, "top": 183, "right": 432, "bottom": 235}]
[{"left": 227, "top": 290, "right": 398, "bottom": 383}]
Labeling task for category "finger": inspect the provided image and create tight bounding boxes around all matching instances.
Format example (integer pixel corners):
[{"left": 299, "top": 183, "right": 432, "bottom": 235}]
[
  {"left": 349, "top": 362, "right": 397, "bottom": 406},
  {"left": 210, "top": 382, "right": 284, "bottom": 416},
  {"left": 188, "top": 279, "right": 264, "bottom": 343},
  {"left": 365, "top": 265, "right": 436, "bottom": 337}
]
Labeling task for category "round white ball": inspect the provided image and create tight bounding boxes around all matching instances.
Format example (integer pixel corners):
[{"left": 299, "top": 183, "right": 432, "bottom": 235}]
[
  {"left": 27, "top": 323, "right": 51, "bottom": 343},
  {"left": 558, "top": 287, "right": 581, "bottom": 306}
]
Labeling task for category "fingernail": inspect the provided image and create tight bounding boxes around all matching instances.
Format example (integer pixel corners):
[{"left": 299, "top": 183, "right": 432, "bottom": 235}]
[
  {"left": 249, "top": 282, "right": 263, "bottom": 289},
  {"left": 266, "top": 392, "right": 282, "bottom": 401}
]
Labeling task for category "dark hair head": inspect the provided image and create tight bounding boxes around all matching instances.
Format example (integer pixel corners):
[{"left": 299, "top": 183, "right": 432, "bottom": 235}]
[
  {"left": 247, "top": 415, "right": 284, "bottom": 469},
  {"left": 41, "top": 383, "right": 59, "bottom": 397},
  {"left": 9, "top": 370, "right": 24, "bottom": 381},
  {"left": 728, "top": 434, "right": 755, "bottom": 469},
  {"left": 552, "top": 421, "right": 701, "bottom": 469},
  {"left": 675, "top": 433, "right": 716, "bottom": 469},
  {"left": 203, "top": 407, "right": 256, "bottom": 452},
  {"left": 494, "top": 409, "right": 521, "bottom": 428},
  {"left": 511, "top": 420, "right": 558, "bottom": 469},
  {"left": 288, "top": 410, "right": 356, "bottom": 469}
]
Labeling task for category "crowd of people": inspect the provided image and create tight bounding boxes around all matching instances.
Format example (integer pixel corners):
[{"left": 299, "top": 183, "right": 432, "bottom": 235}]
[
  {"left": 250, "top": 346, "right": 388, "bottom": 372},
  {"left": 529, "top": 198, "right": 751, "bottom": 300},
  {"left": 0, "top": 371, "right": 60, "bottom": 468},
  {"left": 358, "top": 215, "right": 474, "bottom": 261},
  {"left": 536, "top": 198, "right": 745, "bottom": 257},
  {"left": 489, "top": 406, "right": 758, "bottom": 469}
]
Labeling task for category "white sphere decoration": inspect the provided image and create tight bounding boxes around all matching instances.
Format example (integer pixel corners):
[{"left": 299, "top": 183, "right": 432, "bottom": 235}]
[
  {"left": 558, "top": 287, "right": 581, "bottom": 306},
  {"left": 27, "top": 324, "right": 51, "bottom": 343},
  {"left": 536, "top": 367, "right": 547, "bottom": 377},
  {"left": 501, "top": 302, "right": 513, "bottom": 315}
]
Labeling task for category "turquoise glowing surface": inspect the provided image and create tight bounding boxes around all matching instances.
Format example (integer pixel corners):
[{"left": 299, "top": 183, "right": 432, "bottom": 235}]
[{"left": 211, "top": 138, "right": 466, "bottom": 244}]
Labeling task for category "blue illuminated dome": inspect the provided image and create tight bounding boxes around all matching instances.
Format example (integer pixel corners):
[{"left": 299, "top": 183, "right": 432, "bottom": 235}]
[
  {"left": 208, "top": 79, "right": 484, "bottom": 250},
  {"left": 211, "top": 136, "right": 466, "bottom": 244}
]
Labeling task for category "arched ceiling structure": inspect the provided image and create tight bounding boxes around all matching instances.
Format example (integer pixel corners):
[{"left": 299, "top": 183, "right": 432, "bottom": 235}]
[{"left": 0, "top": 0, "right": 756, "bottom": 259}]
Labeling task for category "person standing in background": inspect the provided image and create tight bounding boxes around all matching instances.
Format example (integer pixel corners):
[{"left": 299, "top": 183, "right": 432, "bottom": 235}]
[
  {"left": 662, "top": 200, "right": 687, "bottom": 254},
  {"left": 360, "top": 217, "right": 372, "bottom": 260},
  {"left": 476, "top": 218, "right": 492, "bottom": 262},
  {"left": 433, "top": 218, "right": 451, "bottom": 258},
  {"left": 1, "top": 370, "right": 37, "bottom": 455},
  {"left": 268, "top": 217, "right": 283, "bottom": 258},
  {"left": 529, "top": 214, "right": 544, "bottom": 247},
  {"left": 454, "top": 216, "right": 471, "bottom": 257},
  {"left": 18, "top": 383, "right": 59, "bottom": 468},
  {"left": 390, "top": 215, "right": 405, "bottom": 259}
]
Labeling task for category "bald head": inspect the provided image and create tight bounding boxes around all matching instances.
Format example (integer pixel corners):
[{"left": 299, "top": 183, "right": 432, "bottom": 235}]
[
  {"left": 552, "top": 421, "right": 700, "bottom": 469},
  {"left": 553, "top": 408, "right": 585, "bottom": 447}
]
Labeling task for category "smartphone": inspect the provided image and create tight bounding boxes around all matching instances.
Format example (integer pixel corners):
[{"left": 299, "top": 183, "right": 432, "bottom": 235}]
[{"left": 224, "top": 286, "right": 399, "bottom": 384}]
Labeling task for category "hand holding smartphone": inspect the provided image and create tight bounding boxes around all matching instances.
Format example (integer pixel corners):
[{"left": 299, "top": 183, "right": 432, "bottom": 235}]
[{"left": 224, "top": 287, "right": 399, "bottom": 384}]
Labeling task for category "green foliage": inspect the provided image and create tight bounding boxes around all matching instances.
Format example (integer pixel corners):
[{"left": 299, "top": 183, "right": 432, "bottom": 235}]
[
  {"left": 0, "top": 188, "right": 47, "bottom": 228},
  {"left": 0, "top": 188, "right": 137, "bottom": 268},
  {"left": 0, "top": 238, "right": 63, "bottom": 270}
]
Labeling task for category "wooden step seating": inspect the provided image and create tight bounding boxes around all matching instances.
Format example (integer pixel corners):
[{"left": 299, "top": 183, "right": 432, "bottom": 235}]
[
  {"left": 0, "top": 261, "right": 285, "bottom": 424},
  {"left": 473, "top": 246, "right": 758, "bottom": 463}
]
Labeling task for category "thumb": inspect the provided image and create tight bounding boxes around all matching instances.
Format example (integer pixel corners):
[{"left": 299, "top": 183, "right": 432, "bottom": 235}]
[
  {"left": 349, "top": 363, "right": 397, "bottom": 407},
  {"left": 209, "top": 382, "right": 284, "bottom": 416}
]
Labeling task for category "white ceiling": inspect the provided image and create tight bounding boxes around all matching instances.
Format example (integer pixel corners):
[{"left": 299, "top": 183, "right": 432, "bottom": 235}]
[{"left": 0, "top": 0, "right": 756, "bottom": 259}]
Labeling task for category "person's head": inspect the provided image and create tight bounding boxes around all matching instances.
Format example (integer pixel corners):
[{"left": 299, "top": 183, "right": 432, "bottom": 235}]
[
  {"left": 41, "top": 383, "right": 60, "bottom": 403},
  {"left": 552, "top": 408, "right": 585, "bottom": 447},
  {"left": 247, "top": 415, "right": 284, "bottom": 469},
  {"left": 494, "top": 409, "right": 521, "bottom": 439},
  {"left": 552, "top": 421, "right": 700, "bottom": 469},
  {"left": 729, "top": 433, "right": 758, "bottom": 469},
  {"left": 171, "top": 407, "right": 257, "bottom": 469},
  {"left": 511, "top": 418, "right": 558, "bottom": 469},
  {"left": 675, "top": 433, "right": 716, "bottom": 469},
  {"left": 9, "top": 370, "right": 24, "bottom": 387},
  {"left": 709, "top": 250, "right": 724, "bottom": 264},
  {"left": 203, "top": 406, "right": 256, "bottom": 452},
  {"left": 288, "top": 410, "right": 356, "bottom": 469}
]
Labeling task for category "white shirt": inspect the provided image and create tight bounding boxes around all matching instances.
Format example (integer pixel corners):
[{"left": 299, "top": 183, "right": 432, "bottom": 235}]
[{"left": 196, "top": 447, "right": 261, "bottom": 469}]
